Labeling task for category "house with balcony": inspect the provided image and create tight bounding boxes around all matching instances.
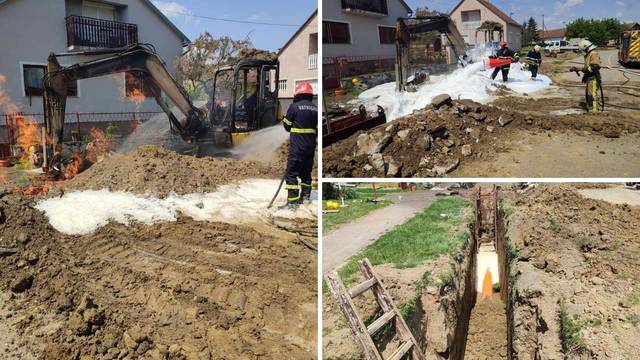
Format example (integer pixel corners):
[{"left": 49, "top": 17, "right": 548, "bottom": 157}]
[
  {"left": 0, "top": 0, "right": 188, "bottom": 124},
  {"left": 449, "top": 0, "right": 522, "bottom": 50},
  {"left": 277, "top": 9, "right": 318, "bottom": 108},
  {"left": 322, "top": 0, "right": 413, "bottom": 88}
]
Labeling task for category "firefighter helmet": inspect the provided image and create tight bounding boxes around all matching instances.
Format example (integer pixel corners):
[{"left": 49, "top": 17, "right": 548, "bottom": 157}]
[
  {"left": 294, "top": 82, "right": 313, "bottom": 96},
  {"left": 578, "top": 39, "right": 595, "bottom": 53}
]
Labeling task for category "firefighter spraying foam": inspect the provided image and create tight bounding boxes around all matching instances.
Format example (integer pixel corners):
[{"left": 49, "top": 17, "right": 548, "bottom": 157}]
[{"left": 489, "top": 40, "right": 520, "bottom": 82}]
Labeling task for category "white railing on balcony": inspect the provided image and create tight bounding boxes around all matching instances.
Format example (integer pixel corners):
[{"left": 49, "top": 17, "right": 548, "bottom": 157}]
[{"left": 308, "top": 53, "right": 318, "bottom": 70}]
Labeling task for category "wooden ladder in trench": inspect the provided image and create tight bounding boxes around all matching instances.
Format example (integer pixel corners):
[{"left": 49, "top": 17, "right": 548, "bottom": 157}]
[{"left": 325, "top": 258, "right": 425, "bottom": 360}]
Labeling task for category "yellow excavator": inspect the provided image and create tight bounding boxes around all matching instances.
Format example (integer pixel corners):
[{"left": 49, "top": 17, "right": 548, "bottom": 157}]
[{"left": 43, "top": 44, "right": 280, "bottom": 170}]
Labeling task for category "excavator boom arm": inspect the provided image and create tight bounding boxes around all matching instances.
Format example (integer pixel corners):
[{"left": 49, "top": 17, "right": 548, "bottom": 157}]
[{"left": 43, "top": 45, "right": 206, "bottom": 151}]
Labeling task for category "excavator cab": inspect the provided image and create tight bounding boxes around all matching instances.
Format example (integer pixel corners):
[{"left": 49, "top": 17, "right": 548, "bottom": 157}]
[{"left": 211, "top": 59, "right": 280, "bottom": 144}]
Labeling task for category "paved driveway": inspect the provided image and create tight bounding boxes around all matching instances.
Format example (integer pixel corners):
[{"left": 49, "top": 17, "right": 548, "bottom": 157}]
[{"left": 322, "top": 190, "right": 441, "bottom": 272}]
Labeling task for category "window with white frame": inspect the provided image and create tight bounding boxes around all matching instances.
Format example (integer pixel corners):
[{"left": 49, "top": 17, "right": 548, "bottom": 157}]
[
  {"left": 278, "top": 79, "right": 287, "bottom": 91},
  {"left": 82, "top": 1, "right": 117, "bottom": 20}
]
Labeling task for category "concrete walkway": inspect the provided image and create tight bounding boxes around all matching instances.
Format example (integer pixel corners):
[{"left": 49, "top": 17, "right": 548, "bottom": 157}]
[
  {"left": 578, "top": 186, "right": 640, "bottom": 207},
  {"left": 322, "top": 190, "right": 440, "bottom": 272}
]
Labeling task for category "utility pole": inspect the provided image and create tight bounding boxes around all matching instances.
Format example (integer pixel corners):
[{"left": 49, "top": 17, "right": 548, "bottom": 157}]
[{"left": 542, "top": 14, "right": 545, "bottom": 32}]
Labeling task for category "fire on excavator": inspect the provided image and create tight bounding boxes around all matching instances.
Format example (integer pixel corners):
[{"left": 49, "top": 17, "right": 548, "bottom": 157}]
[{"left": 38, "top": 44, "right": 281, "bottom": 179}]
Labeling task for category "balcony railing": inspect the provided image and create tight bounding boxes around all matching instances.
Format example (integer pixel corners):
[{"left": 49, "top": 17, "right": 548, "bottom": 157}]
[
  {"left": 66, "top": 15, "right": 138, "bottom": 49},
  {"left": 309, "top": 54, "right": 318, "bottom": 70},
  {"left": 341, "top": 0, "right": 388, "bottom": 15}
]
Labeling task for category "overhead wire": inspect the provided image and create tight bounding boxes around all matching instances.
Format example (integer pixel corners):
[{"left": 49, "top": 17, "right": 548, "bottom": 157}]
[{"left": 157, "top": 9, "right": 301, "bottom": 27}]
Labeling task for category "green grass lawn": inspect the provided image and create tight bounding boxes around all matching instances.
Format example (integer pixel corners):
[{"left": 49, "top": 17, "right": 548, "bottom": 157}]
[
  {"left": 323, "top": 198, "right": 392, "bottom": 233},
  {"left": 336, "top": 197, "right": 472, "bottom": 285},
  {"left": 351, "top": 187, "right": 403, "bottom": 196}
]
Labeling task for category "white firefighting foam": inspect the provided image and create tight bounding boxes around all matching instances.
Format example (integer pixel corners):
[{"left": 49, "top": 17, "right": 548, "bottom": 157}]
[
  {"left": 35, "top": 179, "right": 317, "bottom": 235},
  {"left": 356, "top": 61, "right": 552, "bottom": 121},
  {"left": 229, "top": 125, "right": 288, "bottom": 162}
]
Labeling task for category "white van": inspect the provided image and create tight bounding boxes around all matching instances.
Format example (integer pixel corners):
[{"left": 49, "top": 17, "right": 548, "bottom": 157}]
[{"left": 544, "top": 40, "right": 579, "bottom": 54}]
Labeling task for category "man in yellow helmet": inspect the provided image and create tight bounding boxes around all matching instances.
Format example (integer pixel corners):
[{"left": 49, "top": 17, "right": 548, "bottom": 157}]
[{"left": 570, "top": 39, "right": 602, "bottom": 112}]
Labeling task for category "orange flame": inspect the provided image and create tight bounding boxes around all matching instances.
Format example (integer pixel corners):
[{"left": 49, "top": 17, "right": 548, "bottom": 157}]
[
  {"left": 14, "top": 115, "right": 42, "bottom": 153},
  {"left": 22, "top": 183, "right": 50, "bottom": 196},
  {"left": 63, "top": 153, "right": 83, "bottom": 179}
]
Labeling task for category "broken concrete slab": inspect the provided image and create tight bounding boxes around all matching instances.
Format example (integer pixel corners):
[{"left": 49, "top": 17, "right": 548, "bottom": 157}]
[
  {"left": 397, "top": 129, "right": 410, "bottom": 141},
  {"left": 470, "top": 112, "right": 487, "bottom": 122},
  {"left": 355, "top": 132, "right": 392, "bottom": 156},
  {"left": 498, "top": 115, "right": 513, "bottom": 127},
  {"left": 433, "top": 158, "right": 460, "bottom": 176},
  {"left": 431, "top": 94, "right": 452, "bottom": 109},
  {"left": 462, "top": 145, "right": 473, "bottom": 157},
  {"left": 368, "top": 153, "right": 385, "bottom": 173},
  {"left": 385, "top": 158, "right": 401, "bottom": 177}
]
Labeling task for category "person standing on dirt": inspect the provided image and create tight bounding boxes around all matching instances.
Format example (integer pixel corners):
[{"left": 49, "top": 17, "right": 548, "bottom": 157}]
[
  {"left": 282, "top": 82, "right": 317, "bottom": 208},
  {"left": 526, "top": 45, "right": 542, "bottom": 79},
  {"left": 490, "top": 40, "right": 519, "bottom": 82},
  {"left": 570, "top": 39, "right": 602, "bottom": 112}
]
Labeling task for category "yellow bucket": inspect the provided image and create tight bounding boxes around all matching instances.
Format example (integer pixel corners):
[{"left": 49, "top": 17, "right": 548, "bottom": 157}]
[{"left": 324, "top": 201, "right": 340, "bottom": 210}]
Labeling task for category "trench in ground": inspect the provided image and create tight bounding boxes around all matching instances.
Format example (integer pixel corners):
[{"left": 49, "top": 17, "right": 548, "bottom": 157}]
[{"left": 447, "top": 188, "right": 514, "bottom": 359}]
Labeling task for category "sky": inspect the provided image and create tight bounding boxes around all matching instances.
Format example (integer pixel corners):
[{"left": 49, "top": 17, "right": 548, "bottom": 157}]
[
  {"left": 405, "top": 0, "right": 640, "bottom": 29},
  {"left": 150, "top": 0, "right": 317, "bottom": 51}
]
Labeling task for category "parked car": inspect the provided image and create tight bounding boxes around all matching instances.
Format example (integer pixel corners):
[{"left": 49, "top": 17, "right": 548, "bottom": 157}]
[{"left": 544, "top": 40, "right": 579, "bottom": 55}]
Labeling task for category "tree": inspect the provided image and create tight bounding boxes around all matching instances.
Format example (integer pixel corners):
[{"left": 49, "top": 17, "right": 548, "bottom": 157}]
[
  {"left": 527, "top": 17, "right": 541, "bottom": 44},
  {"left": 522, "top": 17, "right": 541, "bottom": 46},
  {"left": 175, "top": 32, "right": 275, "bottom": 99},
  {"left": 566, "top": 18, "right": 623, "bottom": 46}
]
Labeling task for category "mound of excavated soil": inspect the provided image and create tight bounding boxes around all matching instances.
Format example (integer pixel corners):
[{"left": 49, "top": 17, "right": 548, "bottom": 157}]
[
  {"left": 0, "top": 193, "right": 317, "bottom": 359},
  {"left": 65, "top": 146, "right": 284, "bottom": 196},
  {"left": 504, "top": 184, "right": 640, "bottom": 358},
  {"left": 323, "top": 97, "right": 640, "bottom": 178}
]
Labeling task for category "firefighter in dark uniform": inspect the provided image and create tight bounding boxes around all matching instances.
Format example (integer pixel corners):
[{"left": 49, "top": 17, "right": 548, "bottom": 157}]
[
  {"left": 525, "top": 45, "right": 542, "bottom": 79},
  {"left": 491, "top": 40, "right": 519, "bottom": 82},
  {"left": 282, "top": 82, "right": 317, "bottom": 207}
]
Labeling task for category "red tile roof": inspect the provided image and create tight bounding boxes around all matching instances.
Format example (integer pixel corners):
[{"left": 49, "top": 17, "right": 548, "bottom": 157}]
[{"left": 538, "top": 28, "right": 566, "bottom": 39}]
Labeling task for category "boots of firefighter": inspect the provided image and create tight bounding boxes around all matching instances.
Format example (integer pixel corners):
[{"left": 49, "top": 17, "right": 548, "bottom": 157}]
[
  {"left": 301, "top": 182, "right": 312, "bottom": 202},
  {"left": 285, "top": 183, "right": 302, "bottom": 204}
]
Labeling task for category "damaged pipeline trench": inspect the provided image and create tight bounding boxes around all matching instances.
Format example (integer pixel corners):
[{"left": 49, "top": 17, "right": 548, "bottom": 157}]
[{"left": 423, "top": 187, "right": 516, "bottom": 359}]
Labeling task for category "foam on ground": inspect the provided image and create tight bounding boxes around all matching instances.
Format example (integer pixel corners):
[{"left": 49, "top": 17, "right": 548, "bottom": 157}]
[
  {"left": 356, "top": 61, "right": 551, "bottom": 121},
  {"left": 35, "top": 179, "right": 317, "bottom": 235}
]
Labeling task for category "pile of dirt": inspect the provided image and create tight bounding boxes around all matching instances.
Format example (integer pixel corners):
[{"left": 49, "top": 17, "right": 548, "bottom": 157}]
[
  {"left": 323, "top": 96, "right": 640, "bottom": 178},
  {"left": 65, "top": 146, "right": 284, "bottom": 196},
  {"left": 504, "top": 184, "right": 640, "bottom": 358},
  {"left": 0, "top": 193, "right": 317, "bottom": 359}
]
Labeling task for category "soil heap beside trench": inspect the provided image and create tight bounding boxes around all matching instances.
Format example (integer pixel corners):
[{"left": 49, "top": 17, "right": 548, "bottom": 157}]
[{"left": 504, "top": 184, "right": 640, "bottom": 358}]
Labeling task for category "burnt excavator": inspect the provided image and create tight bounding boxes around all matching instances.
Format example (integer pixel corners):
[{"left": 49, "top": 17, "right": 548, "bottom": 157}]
[
  {"left": 323, "top": 15, "right": 467, "bottom": 147},
  {"left": 395, "top": 15, "right": 467, "bottom": 91},
  {"left": 43, "top": 44, "right": 279, "bottom": 170}
]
